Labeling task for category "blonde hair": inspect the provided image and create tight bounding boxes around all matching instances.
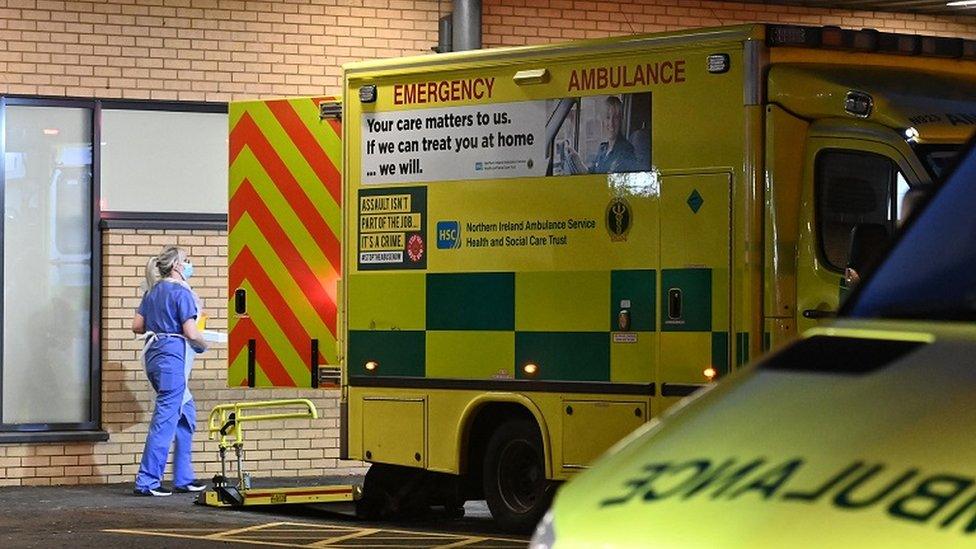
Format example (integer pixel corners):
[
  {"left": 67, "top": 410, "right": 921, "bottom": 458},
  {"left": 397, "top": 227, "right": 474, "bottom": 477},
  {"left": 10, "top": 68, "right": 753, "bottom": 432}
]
[{"left": 140, "top": 245, "right": 187, "bottom": 294}]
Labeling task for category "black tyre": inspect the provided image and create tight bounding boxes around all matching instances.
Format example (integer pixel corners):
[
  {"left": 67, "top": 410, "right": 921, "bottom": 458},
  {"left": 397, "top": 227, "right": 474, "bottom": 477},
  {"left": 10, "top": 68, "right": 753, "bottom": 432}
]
[
  {"left": 356, "top": 463, "right": 398, "bottom": 520},
  {"left": 483, "top": 419, "right": 552, "bottom": 533},
  {"left": 356, "top": 463, "right": 437, "bottom": 521}
]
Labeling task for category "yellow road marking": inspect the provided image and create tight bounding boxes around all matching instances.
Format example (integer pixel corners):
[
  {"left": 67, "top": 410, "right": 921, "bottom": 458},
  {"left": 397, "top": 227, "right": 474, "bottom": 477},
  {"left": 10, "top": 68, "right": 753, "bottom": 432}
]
[
  {"left": 140, "top": 528, "right": 226, "bottom": 532},
  {"left": 432, "top": 537, "right": 486, "bottom": 548},
  {"left": 275, "top": 521, "right": 360, "bottom": 530},
  {"left": 306, "top": 525, "right": 522, "bottom": 543},
  {"left": 243, "top": 528, "right": 359, "bottom": 532},
  {"left": 206, "top": 522, "right": 284, "bottom": 539},
  {"left": 104, "top": 529, "right": 303, "bottom": 547},
  {"left": 308, "top": 527, "right": 380, "bottom": 546},
  {"left": 240, "top": 528, "right": 362, "bottom": 536},
  {"left": 233, "top": 535, "right": 354, "bottom": 540},
  {"left": 106, "top": 521, "right": 527, "bottom": 547}
]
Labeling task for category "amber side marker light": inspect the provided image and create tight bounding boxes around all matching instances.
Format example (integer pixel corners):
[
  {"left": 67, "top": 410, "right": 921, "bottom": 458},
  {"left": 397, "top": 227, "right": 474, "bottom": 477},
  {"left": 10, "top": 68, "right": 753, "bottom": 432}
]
[
  {"left": 364, "top": 361, "right": 379, "bottom": 372},
  {"left": 703, "top": 367, "right": 717, "bottom": 382},
  {"left": 523, "top": 363, "right": 539, "bottom": 377}
]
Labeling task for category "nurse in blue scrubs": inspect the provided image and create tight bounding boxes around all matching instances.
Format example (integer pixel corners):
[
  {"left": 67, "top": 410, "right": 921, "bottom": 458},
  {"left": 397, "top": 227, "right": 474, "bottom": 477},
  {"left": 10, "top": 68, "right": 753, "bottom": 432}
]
[{"left": 131, "top": 246, "right": 208, "bottom": 496}]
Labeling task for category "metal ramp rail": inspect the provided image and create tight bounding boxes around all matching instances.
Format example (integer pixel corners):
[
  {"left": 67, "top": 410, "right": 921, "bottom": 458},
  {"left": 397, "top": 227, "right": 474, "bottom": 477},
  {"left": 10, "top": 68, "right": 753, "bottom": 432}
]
[{"left": 199, "top": 398, "right": 360, "bottom": 507}]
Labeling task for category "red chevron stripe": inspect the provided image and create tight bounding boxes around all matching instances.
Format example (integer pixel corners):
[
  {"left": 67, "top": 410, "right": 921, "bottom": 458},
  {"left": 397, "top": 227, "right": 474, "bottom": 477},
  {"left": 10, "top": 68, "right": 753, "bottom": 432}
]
[
  {"left": 230, "top": 246, "right": 313, "bottom": 362},
  {"left": 328, "top": 118, "right": 341, "bottom": 141},
  {"left": 230, "top": 179, "right": 338, "bottom": 336},
  {"left": 229, "top": 113, "right": 340, "bottom": 270},
  {"left": 266, "top": 99, "right": 341, "bottom": 204},
  {"left": 229, "top": 317, "right": 296, "bottom": 387}
]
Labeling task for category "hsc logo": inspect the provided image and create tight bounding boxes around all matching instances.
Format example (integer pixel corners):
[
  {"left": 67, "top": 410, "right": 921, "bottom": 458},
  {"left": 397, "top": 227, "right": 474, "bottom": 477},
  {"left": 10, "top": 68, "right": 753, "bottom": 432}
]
[{"left": 437, "top": 221, "right": 461, "bottom": 249}]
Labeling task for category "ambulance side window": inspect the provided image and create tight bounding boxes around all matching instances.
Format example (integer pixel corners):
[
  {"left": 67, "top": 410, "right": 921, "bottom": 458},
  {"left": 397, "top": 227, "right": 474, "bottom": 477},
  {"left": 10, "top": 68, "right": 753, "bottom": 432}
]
[
  {"left": 815, "top": 150, "right": 903, "bottom": 272},
  {"left": 895, "top": 173, "right": 911, "bottom": 222}
]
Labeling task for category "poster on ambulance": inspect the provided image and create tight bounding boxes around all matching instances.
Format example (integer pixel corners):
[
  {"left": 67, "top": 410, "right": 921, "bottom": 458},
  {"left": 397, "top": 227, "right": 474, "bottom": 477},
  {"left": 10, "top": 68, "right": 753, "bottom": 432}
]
[
  {"left": 360, "top": 92, "right": 651, "bottom": 185},
  {"left": 357, "top": 186, "right": 428, "bottom": 271}
]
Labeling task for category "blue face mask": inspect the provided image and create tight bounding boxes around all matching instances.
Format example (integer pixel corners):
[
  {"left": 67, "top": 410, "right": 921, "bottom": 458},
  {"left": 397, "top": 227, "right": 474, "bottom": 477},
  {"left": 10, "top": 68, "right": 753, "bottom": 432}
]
[{"left": 182, "top": 261, "right": 194, "bottom": 280}]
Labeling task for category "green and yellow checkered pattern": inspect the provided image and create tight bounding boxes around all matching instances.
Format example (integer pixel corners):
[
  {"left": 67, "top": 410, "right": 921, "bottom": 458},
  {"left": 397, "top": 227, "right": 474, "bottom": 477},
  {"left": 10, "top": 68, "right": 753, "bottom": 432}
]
[{"left": 347, "top": 268, "right": 733, "bottom": 384}]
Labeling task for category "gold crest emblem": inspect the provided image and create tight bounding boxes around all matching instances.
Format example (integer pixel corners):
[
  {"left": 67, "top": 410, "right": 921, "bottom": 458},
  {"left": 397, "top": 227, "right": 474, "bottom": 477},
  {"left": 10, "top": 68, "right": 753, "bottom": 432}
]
[{"left": 606, "top": 197, "right": 632, "bottom": 241}]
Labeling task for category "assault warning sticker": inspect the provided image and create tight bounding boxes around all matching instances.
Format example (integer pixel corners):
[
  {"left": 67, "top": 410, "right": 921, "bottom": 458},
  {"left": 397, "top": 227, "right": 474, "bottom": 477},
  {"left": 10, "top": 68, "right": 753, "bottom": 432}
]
[{"left": 358, "top": 186, "right": 427, "bottom": 271}]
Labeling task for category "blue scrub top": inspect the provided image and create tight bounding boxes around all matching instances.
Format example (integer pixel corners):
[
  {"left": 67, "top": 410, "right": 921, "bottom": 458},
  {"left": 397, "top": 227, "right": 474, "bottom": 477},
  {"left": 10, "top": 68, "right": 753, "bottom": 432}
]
[{"left": 139, "top": 280, "right": 198, "bottom": 367}]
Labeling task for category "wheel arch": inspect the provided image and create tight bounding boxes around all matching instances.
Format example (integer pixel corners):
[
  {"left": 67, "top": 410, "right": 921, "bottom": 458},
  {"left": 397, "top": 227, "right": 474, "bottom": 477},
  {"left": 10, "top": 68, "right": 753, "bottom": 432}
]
[{"left": 455, "top": 394, "right": 553, "bottom": 482}]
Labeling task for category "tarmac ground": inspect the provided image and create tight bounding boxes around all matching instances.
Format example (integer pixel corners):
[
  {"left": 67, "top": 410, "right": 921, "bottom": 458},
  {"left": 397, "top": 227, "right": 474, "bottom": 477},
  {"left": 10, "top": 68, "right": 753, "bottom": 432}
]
[{"left": 0, "top": 477, "right": 529, "bottom": 548}]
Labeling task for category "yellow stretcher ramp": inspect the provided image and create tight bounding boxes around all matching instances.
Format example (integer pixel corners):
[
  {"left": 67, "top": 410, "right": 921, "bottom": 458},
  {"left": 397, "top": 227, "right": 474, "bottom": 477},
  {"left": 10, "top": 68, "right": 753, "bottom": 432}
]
[{"left": 197, "top": 398, "right": 360, "bottom": 508}]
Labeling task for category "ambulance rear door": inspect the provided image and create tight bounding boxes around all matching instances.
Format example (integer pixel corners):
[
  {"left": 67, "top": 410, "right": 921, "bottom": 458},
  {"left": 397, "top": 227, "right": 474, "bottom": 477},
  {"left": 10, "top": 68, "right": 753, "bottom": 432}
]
[{"left": 227, "top": 96, "right": 342, "bottom": 388}]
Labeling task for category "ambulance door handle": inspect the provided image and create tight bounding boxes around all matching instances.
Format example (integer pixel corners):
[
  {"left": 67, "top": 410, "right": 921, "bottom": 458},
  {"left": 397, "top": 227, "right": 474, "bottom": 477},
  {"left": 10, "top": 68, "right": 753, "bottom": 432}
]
[
  {"left": 668, "top": 288, "right": 682, "bottom": 320},
  {"left": 235, "top": 288, "right": 247, "bottom": 315}
]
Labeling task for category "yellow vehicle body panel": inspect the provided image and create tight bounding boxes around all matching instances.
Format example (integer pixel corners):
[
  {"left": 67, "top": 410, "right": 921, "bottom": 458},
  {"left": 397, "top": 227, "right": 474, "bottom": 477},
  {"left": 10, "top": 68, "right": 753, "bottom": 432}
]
[
  {"left": 561, "top": 400, "right": 647, "bottom": 468},
  {"left": 767, "top": 64, "right": 976, "bottom": 144},
  {"left": 201, "top": 484, "right": 359, "bottom": 507},
  {"left": 340, "top": 23, "right": 976, "bottom": 483},
  {"left": 346, "top": 386, "right": 651, "bottom": 478},
  {"left": 343, "top": 32, "right": 744, "bottom": 479},
  {"left": 362, "top": 397, "right": 427, "bottom": 466}
]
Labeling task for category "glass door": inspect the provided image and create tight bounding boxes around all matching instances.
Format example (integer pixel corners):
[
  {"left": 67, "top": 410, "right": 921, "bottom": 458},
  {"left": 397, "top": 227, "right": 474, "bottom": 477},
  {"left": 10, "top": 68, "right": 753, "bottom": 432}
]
[{"left": 2, "top": 103, "right": 93, "bottom": 426}]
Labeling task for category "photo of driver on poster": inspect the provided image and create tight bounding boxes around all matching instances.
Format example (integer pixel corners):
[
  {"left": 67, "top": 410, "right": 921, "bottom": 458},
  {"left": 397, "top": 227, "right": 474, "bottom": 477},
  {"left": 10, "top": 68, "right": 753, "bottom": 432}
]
[{"left": 557, "top": 93, "right": 651, "bottom": 175}]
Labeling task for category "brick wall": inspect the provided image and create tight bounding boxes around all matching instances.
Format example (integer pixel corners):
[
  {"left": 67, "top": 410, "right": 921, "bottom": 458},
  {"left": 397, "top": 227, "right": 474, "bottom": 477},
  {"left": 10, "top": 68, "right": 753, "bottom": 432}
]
[
  {"left": 0, "top": 0, "right": 974, "bottom": 486},
  {"left": 0, "top": 229, "right": 364, "bottom": 486},
  {"left": 0, "top": 0, "right": 445, "bottom": 100},
  {"left": 482, "top": 0, "right": 976, "bottom": 46},
  {"left": 1, "top": 1, "right": 974, "bottom": 102}
]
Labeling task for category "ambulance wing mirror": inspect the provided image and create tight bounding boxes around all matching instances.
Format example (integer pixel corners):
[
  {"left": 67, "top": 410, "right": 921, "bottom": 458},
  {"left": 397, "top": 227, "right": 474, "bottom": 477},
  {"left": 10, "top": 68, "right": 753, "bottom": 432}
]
[{"left": 846, "top": 223, "right": 890, "bottom": 281}]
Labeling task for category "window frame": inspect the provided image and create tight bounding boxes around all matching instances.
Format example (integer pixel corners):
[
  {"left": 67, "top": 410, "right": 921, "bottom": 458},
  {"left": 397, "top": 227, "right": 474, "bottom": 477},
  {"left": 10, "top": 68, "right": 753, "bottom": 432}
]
[
  {"left": 0, "top": 96, "right": 227, "bottom": 443},
  {"left": 0, "top": 96, "right": 102, "bottom": 440},
  {"left": 813, "top": 147, "right": 901, "bottom": 273}
]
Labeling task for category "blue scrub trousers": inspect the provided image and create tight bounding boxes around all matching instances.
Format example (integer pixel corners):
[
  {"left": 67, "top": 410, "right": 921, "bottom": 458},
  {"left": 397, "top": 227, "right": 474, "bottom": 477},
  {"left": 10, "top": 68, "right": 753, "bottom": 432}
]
[{"left": 135, "top": 342, "right": 196, "bottom": 491}]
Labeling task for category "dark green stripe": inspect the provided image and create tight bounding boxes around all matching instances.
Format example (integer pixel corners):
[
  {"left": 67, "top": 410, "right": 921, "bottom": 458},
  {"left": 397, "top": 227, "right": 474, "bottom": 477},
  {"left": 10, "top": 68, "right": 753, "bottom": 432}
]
[
  {"left": 426, "top": 272, "right": 514, "bottom": 330},
  {"left": 736, "top": 332, "right": 743, "bottom": 367},
  {"left": 711, "top": 331, "right": 729, "bottom": 376},
  {"left": 661, "top": 268, "right": 712, "bottom": 332},
  {"left": 348, "top": 330, "right": 425, "bottom": 377},
  {"left": 348, "top": 376, "right": 655, "bottom": 395},
  {"left": 744, "top": 332, "right": 750, "bottom": 364},
  {"left": 515, "top": 332, "right": 609, "bottom": 382},
  {"left": 610, "top": 269, "right": 656, "bottom": 331},
  {"left": 763, "top": 331, "right": 771, "bottom": 352},
  {"left": 662, "top": 383, "right": 706, "bottom": 397},
  {"left": 736, "top": 332, "right": 750, "bottom": 367}
]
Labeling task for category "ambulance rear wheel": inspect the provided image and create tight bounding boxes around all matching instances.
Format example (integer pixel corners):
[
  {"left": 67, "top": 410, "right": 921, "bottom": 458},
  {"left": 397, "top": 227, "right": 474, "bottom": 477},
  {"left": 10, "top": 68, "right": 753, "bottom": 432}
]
[{"left": 483, "top": 419, "right": 551, "bottom": 533}]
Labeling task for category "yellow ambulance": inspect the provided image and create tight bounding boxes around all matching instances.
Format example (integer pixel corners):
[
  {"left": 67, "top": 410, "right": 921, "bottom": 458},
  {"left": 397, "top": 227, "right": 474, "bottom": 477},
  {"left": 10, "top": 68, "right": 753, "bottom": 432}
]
[
  {"left": 339, "top": 24, "right": 976, "bottom": 531},
  {"left": 532, "top": 137, "right": 976, "bottom": 547}
]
